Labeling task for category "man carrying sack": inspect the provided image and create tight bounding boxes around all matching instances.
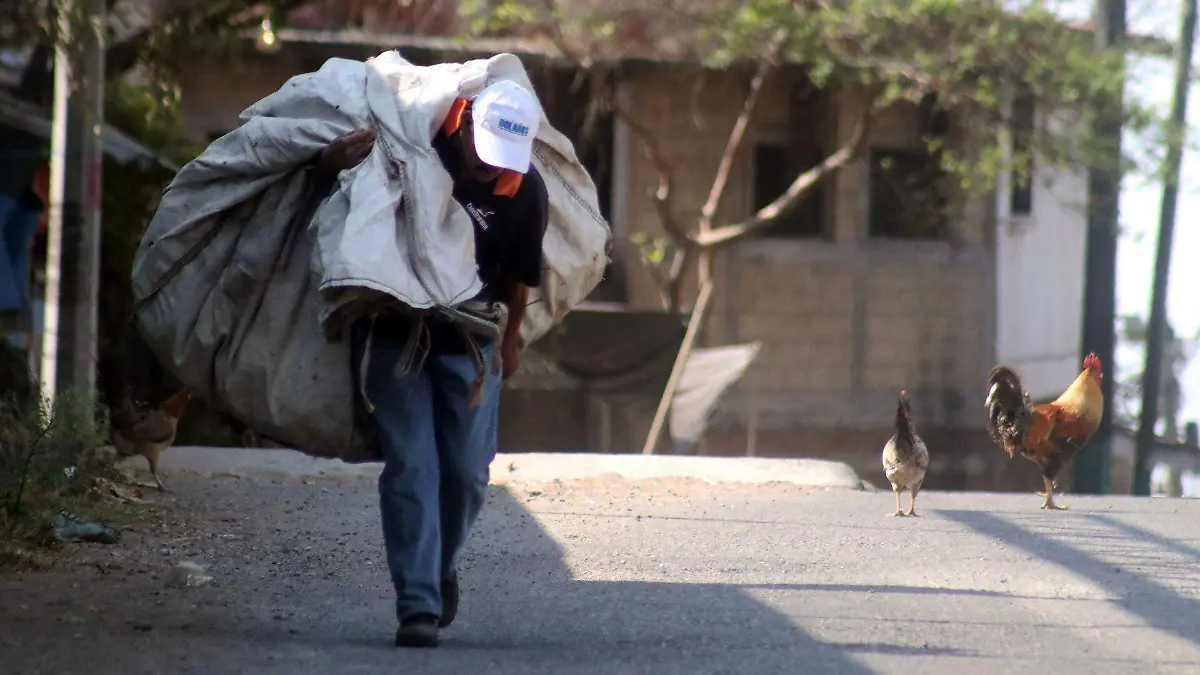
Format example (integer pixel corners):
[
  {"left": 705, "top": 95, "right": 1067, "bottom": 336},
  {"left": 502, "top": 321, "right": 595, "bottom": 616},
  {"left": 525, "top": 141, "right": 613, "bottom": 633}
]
[
  {"left": 314, "top": 80, "right": 548, "bottom": 648},
  {"left": 130, "top": 54, "right": 611, "bottom": 648}
]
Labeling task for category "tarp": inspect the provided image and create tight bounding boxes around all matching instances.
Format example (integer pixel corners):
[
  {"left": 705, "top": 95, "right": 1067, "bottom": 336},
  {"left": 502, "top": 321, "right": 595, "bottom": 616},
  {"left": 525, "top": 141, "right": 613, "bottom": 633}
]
[
  {"left": 536, "top": 305, "right": 688, "bottom": 394},
  {"left": 669, "top": 342, "right": 762, "bottom": 444}
]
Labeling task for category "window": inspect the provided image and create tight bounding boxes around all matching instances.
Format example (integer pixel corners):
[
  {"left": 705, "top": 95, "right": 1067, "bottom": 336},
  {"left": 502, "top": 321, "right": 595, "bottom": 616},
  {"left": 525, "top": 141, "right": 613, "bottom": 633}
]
[
  {"left": 750, "top": 142, "right": 826, "bottom": 238},
  {"left": 868, "top": 149, "right": 949, "bottom": 240},
  {"left": 868, "top": 94, "right": 953, "bottom": 240},
  {"left": 1009, "top": 84, "right": 1036, "bottom": 217}
]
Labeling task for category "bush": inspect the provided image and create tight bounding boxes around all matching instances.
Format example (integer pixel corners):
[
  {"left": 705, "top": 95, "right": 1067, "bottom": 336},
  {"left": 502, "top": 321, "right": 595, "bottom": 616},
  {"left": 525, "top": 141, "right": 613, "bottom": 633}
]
[{"left": 0, "top": 383, "right": 113, "bottom": 547}]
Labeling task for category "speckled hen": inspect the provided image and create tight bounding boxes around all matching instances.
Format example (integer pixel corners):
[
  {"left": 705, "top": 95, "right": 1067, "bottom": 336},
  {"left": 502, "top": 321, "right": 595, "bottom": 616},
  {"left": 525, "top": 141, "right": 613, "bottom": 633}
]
[{"left": 881, "top": 390, "right": 929, "bottom": 517}]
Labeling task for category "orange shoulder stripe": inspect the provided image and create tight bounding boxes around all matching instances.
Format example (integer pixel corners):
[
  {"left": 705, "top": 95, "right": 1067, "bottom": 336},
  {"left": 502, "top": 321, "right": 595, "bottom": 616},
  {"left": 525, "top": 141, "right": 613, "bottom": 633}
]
[{"left": 441, "top": 97, "right": 525, "bottom": 198}]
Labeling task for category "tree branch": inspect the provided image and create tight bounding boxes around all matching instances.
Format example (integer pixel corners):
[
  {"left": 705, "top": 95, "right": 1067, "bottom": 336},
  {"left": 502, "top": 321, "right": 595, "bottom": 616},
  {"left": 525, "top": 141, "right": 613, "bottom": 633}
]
[
  {"left": 695, "top": 86, "right": 880, "bottom": 248},
  {"left": 698, "top": 28, "right": 788, "bottom": 231},
  {"left": 528, "top": 0, "right": 691, "bottom": 249},
  {"left": 665, "top": 247, "right": 691, "bottom": 310},
  {"left": 630, "top": 241, "right": 675, "bottom": 310}
]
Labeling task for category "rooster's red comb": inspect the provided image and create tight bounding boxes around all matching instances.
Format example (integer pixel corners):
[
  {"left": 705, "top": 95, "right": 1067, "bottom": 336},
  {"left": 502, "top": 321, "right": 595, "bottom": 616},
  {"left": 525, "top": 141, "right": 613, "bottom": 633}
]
[{"left": 1083, "top": 353, "right": 1102, "bottom": 372}]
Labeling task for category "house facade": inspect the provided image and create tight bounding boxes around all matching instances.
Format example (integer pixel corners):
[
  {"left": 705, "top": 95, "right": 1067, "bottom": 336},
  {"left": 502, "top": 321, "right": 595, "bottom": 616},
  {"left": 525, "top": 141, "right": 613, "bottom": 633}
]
[
  {"left": 168, "top": 27, "right": 1091, "bottom": 491},
  {"left": 614, "top": 65, "right": 1089, "bottom": 492}
]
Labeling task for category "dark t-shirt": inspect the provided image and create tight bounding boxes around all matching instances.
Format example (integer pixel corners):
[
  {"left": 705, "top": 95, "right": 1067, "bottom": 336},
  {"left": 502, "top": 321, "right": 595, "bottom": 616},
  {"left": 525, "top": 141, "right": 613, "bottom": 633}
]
[{"left": 430, "top": 131, "right": 549, "bottom": 295}]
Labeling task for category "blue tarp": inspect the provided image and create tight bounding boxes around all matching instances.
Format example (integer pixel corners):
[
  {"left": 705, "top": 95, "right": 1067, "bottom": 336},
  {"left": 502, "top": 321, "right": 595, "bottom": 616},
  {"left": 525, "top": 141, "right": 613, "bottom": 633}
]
[{"left": 0, "top": 191, "right": 41, "bottom": 312}]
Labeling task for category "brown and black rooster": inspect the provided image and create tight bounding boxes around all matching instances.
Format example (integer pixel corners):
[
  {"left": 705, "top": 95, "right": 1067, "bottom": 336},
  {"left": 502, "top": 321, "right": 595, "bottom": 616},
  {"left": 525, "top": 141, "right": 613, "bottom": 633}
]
[{"left": 985, "top": 353, "right": 1104, "bottom": 510}]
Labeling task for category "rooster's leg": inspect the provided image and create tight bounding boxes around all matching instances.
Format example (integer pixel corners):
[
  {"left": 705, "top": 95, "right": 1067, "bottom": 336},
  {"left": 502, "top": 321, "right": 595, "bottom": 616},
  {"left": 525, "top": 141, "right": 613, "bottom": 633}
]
[
  {"left": 890, "top": 489, "right": 907, "bottom": 517},
  {"left": 146, "top": 452, "right": 167, "bottom": 493},
  {"left": 1035, "top": 481, "right": 1060, "bottom": 498},
  {"left": 904, "top": 485, "right": 921, "bottom": 517},
  {"left": 1039, "top": 476, "right": 1067, "bottom": 510}
]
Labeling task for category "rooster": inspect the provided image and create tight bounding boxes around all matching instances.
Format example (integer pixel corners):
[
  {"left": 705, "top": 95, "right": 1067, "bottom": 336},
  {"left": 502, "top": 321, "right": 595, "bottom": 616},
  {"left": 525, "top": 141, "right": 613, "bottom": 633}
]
[
  {"left": 111, "top": 388, "right": 193, "bottom": 492},
  {"left": 881, "top": 390, "right": 929, "bottom": 517},
  {"left": 984, "top": 353, "right": 1104, "bottom": 510}
]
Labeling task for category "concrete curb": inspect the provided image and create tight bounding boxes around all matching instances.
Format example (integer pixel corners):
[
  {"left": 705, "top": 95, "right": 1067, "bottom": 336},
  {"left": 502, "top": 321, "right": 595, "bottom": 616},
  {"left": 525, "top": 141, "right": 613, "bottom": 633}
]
[
  {"left": 492, "top": 453, "right": 865, "bottom": 489},
  {"left": 131, "top": 447, "right": 864, "bottom": 490}
]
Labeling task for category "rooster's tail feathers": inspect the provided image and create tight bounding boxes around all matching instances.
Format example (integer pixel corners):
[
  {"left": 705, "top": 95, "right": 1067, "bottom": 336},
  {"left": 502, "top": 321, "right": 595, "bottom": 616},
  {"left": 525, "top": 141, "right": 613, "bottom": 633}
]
[
  {"left": 986, "top": 366, "right": 1024, "bottom": 402},
  {"left": 984, "top": 365, "right": 1028, "bottom": 456}
]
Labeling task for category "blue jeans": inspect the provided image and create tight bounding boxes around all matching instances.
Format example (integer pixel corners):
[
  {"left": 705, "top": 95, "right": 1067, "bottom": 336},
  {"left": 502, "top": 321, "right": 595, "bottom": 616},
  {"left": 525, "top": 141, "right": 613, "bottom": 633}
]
[{"left": 350, "top": 314, "right": 501, "bottom": 622}]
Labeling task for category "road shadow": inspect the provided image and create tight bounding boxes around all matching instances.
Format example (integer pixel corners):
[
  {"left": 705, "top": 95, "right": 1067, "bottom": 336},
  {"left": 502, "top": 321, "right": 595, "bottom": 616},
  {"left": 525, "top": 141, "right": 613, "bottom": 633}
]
[
  {"left": 745, "top": 582, "right": 1014, "bottom": 598},
  {"left": 16, "top": 476, "right": 1200, "bottom": 674},
  {"left": 424, "top": 487, "right": 891, "bottom": 672},
  {"left": 1, "top": 478, "right": 887, "bottom": 675},
  {"left": 938, "top": 508, "right": 1200, "bottom": 650},
  {"left": 1083, "top": 514, "right": 1200, "bottom": 561}
]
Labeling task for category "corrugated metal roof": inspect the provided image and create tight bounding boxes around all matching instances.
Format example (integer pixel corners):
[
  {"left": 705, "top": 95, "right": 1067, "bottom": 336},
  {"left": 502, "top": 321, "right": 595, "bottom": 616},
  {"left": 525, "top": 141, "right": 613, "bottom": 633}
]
[
  {"left": 268, "top": 28, "right": 575, "bottom": 61},
  {"left": 256, "top": 28, "right": 705, "bottom": 67},
  {"left": 0, "top": 91, "right": 180, "bottom": 173},
  {"left": 264, "top": 14, "right": 1174, "bottom": 65}
]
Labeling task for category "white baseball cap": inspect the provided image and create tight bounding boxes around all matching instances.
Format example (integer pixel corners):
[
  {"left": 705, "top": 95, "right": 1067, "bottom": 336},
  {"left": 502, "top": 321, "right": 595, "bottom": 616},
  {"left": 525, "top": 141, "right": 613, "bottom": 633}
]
[{"left": 471, "top": 80, "right": 541, "bottom": 174}]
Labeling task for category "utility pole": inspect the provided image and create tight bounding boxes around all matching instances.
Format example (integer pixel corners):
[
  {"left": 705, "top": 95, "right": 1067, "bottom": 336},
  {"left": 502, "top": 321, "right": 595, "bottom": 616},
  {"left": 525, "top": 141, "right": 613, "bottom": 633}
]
[
  {"left": 1134, "top": 0, "right": 1197, "bottom": 496},
  {"left": 40, "top": 0, "right": 106, "bottom": 403},
  {"left": 1075, "top": 0, "right": 1126, "bottom": 495}
]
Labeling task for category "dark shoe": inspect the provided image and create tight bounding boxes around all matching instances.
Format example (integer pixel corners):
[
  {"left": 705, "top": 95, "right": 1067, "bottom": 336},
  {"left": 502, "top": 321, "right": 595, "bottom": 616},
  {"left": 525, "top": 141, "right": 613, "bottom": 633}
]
[
  {"left": 394, "top": 614, "right": 439, "bottom": 648},
  {"left": 439, "top": 572, "right": 459, "bottom": 628}
]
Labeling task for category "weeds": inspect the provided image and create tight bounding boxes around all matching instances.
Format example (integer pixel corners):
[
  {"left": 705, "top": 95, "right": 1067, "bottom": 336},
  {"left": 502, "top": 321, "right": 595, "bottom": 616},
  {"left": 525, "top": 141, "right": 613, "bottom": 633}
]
[{"left": 0, "top": 380, "right": 128, "bottom": 565}]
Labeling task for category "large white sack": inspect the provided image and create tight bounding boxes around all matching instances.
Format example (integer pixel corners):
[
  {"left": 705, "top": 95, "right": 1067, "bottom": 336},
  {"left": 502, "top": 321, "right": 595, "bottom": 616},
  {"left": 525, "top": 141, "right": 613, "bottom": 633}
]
[{"left": 130, "top": 52, "right": 612, "bottom": 462}]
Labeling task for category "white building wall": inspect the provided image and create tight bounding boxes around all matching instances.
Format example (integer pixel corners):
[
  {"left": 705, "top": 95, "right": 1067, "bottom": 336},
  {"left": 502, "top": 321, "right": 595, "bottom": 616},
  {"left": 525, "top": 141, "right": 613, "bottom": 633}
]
[{"left": 993, "top": 112, "right": 1090, "bottom": 400}]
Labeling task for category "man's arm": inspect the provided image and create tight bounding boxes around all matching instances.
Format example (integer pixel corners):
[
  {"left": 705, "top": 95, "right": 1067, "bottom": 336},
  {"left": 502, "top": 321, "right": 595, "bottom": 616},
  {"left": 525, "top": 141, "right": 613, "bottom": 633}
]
[
  {"left": 498, "top": 278, "right": 529, "bottom": 379},
  {"left": 496, "top": 170, "right": 549, "bottom": 379}
]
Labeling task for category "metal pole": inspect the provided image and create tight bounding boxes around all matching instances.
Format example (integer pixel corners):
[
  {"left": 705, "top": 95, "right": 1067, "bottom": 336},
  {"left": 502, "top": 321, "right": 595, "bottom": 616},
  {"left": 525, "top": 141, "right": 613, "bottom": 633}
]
[
  {"left": 641, "top": 280, "right": 714, "bottom": 455},
  {"left": 40, "top": 6, "right": 69, "bottom": 402},
  {"left": 1134, "top": 0, "right": 1197, "bottom": 497},
  {"left": 1075, "top": 0, "right": 1127, "bottom": 495},
  {"left": 39, "top": 0, "right": 105, "bottom": 402}
]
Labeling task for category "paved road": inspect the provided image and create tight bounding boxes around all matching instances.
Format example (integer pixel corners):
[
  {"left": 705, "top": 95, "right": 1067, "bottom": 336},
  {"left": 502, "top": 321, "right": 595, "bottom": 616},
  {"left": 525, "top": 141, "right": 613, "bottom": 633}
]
[{"left": 3, "top": 454, "right": 1200, "bottom": 675}]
